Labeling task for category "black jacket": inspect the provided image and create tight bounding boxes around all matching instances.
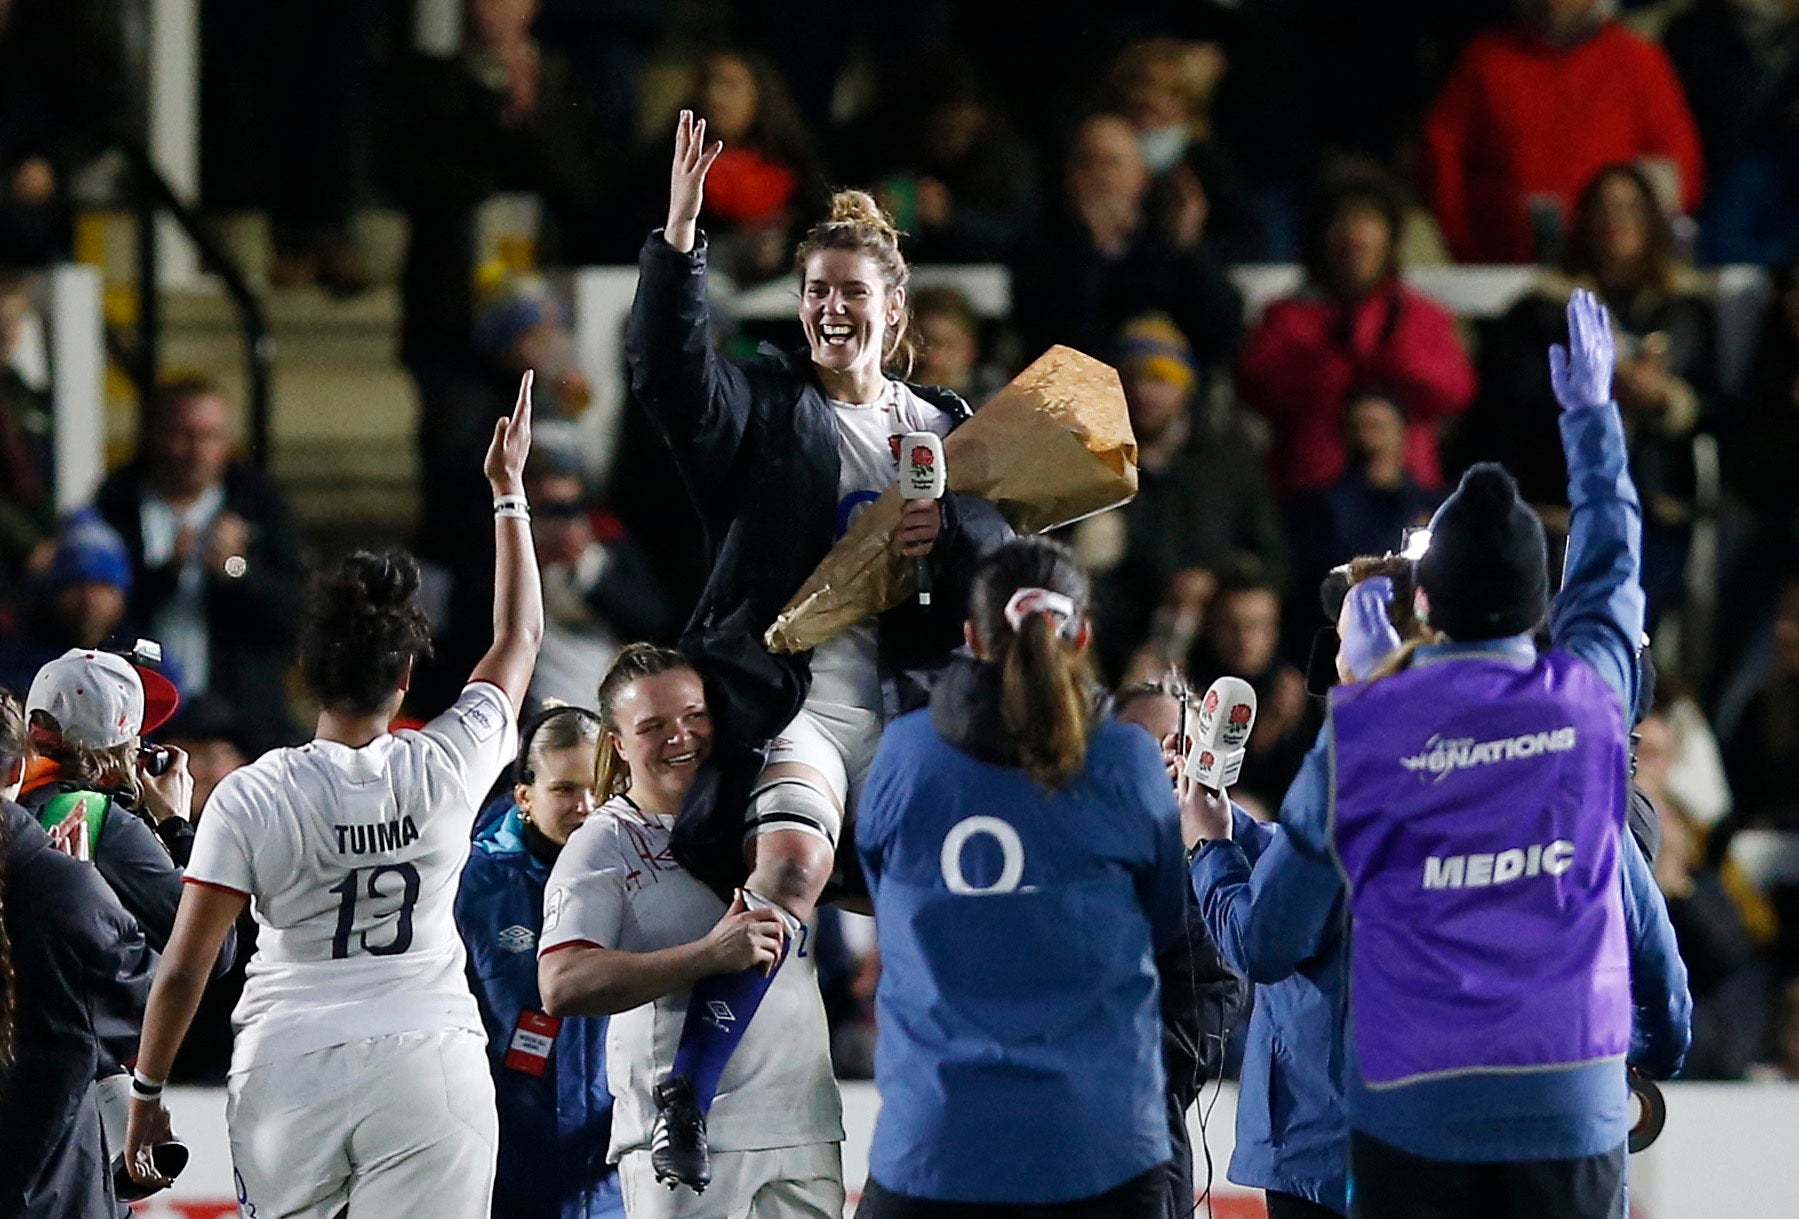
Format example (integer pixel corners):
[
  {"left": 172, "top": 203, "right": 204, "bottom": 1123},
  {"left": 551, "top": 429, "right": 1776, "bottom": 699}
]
[
  {"left": 93, "top": 461, "right": 306, "bottom": 745},
  {"left": 0, "top": 800, "right": 156, "bottom": 1219},
  {"left": 626, "top": 231, "right": 1013, "bottom": 895}
]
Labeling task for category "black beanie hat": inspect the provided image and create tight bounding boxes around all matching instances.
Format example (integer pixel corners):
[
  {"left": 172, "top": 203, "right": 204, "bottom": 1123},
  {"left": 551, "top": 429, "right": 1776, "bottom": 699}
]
[{"left": 1416, "top": 464, "right": 1548, "bottom": 642}]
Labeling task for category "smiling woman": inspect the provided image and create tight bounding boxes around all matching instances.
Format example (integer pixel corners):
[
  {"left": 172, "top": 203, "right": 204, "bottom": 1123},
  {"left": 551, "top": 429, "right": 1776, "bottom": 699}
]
[{"left": 624, "top": 110, "right": 1013, "bottom": 1195}]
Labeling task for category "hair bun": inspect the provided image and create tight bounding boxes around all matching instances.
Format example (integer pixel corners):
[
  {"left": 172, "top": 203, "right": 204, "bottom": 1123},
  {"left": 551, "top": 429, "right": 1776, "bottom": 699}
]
[
  {"left": 826, "top": 189, "right": 899, "bottom": 240},
  {"left": 349, "top": 551, "right": 420, "bottom": 612}
]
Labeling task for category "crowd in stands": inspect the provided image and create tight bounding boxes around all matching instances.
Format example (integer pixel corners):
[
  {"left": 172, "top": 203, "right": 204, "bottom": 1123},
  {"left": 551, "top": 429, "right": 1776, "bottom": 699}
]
[{"left": 5, "top": 0, "right": 1799, "bottom": 1086}]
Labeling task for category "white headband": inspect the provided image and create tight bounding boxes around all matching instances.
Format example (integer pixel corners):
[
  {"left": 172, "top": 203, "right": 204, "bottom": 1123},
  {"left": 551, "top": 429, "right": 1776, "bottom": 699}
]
[{"left": 1003, "top": 587, "right": 1080, "bottom": 639}]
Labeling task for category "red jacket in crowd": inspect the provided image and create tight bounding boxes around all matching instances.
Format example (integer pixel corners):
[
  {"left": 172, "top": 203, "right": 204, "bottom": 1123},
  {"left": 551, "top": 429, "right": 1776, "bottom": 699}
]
[
  {"left": 1421, "top": 21, "right": 1705, "bottom": 264},
  {"left": 1239, "top": 280, "right": 1476, "bottom": 497}
]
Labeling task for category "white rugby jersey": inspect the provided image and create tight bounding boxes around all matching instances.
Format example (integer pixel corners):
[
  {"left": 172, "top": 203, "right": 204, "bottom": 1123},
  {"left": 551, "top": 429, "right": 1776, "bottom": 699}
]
[
  {"left": 186, "top": 682, "right": 518, "bottom": 1073},
  {"left": 813, "top": 380, "right": 954, "bottom": 714},
  {"left": 539, "top": 796, "right": 842, "bottom": 1160}
]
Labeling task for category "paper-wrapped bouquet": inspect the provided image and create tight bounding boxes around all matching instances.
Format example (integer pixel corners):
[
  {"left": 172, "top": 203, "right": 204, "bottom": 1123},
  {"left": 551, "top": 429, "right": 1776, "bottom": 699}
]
[{"left": 764, "top": 345, "right": 1139, "bottom": 654}]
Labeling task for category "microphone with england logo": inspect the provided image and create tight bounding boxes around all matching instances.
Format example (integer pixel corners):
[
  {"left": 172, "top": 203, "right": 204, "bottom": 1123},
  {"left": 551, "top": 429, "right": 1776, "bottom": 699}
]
[
  {"left": 1184, "top": 676, "right": 1258, "bottom": 793},
  {"left": 899, "top": 431, "right": 946, "bottom": 608}
]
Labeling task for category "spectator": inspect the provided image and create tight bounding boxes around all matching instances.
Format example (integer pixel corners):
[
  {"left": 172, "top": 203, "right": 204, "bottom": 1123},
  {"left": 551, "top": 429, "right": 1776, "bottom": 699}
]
[
  {"left": 1080, "top": 314, "right": 1285, "bottom": 682},
  {"left": 1012, "top": 113, "right": 1243, "bottom": 376},
  {"left": 1239, "top": 170, "right": 1476, "bottom": 499},
  {"left": 857, "top": 55, "right": 1039, "bottom": 263},
  {"left": 1101, "top": 36, "right": 1265, "bottom": 263},
  {"left": 1717, "top": 260, "right": 1799, "bottom": 684},
  {"left": 384, "top": 0, "right": 615, "bottom": 368},
  {"left": 676, "top": 48, "right": 827, "bottom": 285},
  {"left": 907, "top": 285, "right": 1007, "bottom": 405},
  {"left": 0, "top": 509, "right": 134, "bottom": 696},
  {"left": 200, "top": 0, "right": 375, "bottom": 294},
  {"left": 1421, "top": 0, "right": 1705, "bottom": 264},
  {"left": 0, "top": 687, "right": 159, "bottom": 1218},
  {"left": 1719, "top": 574, "right": 1799, "bottom": 974},
  {"left": 415, "top": 277, "right": 589, "bottom": 589},
  {"left": 94, "top": 377, "right": 307, "bottom": 743},
  {"left": 1462, "top": 164, "right": 1715, "bottom": 627},
  {"left": 0, "top": 0, "right": 128, "bottom": 265},
  {"left": 523, "top": 445, "right": 677, "bottom": 712},
  {"left": 1663, "top": 0, "right": 1799, "bottom": 267},
  {"left": 0, "top": 272, "right": 52, "bottom": 580},
  {"left": 1638, "top": 704, "right": 1766, "bottom": 1079},
  {"left": 1283, "top": 389, "right": 1441, "bottom": 631},
  {"left": 1181, "top": 569, "right": 1315, "bottom": 810}
]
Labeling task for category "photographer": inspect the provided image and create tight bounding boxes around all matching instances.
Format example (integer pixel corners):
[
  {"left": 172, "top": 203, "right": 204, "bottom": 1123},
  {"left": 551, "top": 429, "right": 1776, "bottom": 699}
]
[
  {"left": 1182, "top": 292, "right": 1689, "bottom": 1219},
  {"left": 18, "top": 648, "right": 231, "bottom": 971}
]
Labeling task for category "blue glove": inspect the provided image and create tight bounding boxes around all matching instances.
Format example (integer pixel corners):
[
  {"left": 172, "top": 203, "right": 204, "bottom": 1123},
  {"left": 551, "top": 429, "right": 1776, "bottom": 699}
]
[
  {"left": 1341, "top": 576, "right": 1403, "bottom": 682},
  {"left": 1548, "top": 287, "right": 1616, "bottom": 412}
]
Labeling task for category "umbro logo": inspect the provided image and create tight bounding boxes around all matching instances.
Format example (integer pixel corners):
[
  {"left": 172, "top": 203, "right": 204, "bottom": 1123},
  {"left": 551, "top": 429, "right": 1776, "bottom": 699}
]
[
  {"left": 498, "top": 924, "right": 537, "bottom": 953},
  {"left": 704, "top": 1000, "right": 736, "bottom": 1032}
]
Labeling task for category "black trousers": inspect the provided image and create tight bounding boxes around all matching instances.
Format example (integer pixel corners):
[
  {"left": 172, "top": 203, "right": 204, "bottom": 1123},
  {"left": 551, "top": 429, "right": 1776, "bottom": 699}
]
[
  {"left": 1266, "top": 1191, "right": 1343, "bottom": 1219},
  {"left": 857, "top": 1168, "right": 1167, "bottom": 1219},
  {"left": 1348, "top": 1132, "right": 1626, "bottom": 1219}
]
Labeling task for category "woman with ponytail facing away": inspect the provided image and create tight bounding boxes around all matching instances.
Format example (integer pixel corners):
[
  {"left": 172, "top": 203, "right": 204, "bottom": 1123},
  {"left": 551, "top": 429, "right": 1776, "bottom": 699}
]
[{"left": 854, "top": 537, "right": 1186, "bottom": 1219}]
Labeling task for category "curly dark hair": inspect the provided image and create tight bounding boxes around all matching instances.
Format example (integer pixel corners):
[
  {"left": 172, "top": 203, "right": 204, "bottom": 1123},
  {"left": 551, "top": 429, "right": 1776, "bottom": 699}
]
[{"left": 298, "top": 552, "right": 435, "bottom": 714}]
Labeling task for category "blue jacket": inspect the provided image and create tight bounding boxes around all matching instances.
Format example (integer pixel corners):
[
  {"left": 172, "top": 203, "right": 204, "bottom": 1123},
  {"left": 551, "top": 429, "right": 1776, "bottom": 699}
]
[
  {"left": 856, "top": 658, "right": 1187, "bottom": 1204},
  {"left": 1191, "top": 807, "right": 1348, "bottom": 1214},
  {"left": 1191, "top": 402, "right": 1692, "bottom": 1163},
  {"left": 455, "top": 806, "right": 621, "bottom": 1219}
]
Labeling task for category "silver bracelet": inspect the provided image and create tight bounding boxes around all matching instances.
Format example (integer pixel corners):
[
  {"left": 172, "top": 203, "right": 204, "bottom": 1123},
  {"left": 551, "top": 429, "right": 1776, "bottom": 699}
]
[{"left": 130, "top": 1069, "right": 165, "bottom": 1101}]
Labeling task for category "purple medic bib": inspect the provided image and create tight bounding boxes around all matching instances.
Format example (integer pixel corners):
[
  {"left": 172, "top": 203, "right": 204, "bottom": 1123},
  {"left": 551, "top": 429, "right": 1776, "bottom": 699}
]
[{"left": 1329, "top": 650, "right": 1631, "bottom": 1089}]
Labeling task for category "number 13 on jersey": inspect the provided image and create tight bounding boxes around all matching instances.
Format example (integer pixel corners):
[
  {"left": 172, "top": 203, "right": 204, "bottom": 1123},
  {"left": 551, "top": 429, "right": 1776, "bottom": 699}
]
[{"left": 329, "top": 863, "right": 422, "bottom": 958}]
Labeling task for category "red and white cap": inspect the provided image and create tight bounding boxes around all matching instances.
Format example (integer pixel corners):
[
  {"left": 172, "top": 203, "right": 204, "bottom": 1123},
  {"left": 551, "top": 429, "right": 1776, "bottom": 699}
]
[{"left": 26, "top": 649, "right": 181, "bottom": 749}]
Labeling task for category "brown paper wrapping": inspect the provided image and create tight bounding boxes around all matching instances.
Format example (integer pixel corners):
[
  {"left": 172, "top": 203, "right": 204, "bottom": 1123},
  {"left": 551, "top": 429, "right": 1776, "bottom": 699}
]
[{"left": 764, "top": 345, "right": 1138, "bottom": 653}]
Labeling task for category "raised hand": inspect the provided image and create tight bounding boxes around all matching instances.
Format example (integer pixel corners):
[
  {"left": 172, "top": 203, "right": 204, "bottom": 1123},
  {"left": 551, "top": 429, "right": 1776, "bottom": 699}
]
[
  {"left": 485, "top": 370, "right": 535, "bottom": 497},
  {"left": 1549, "top": 288, "right": 1617, "bottom": 412},
  {"left": 665, "top": 109, "right": 723, "bottom": 255}
]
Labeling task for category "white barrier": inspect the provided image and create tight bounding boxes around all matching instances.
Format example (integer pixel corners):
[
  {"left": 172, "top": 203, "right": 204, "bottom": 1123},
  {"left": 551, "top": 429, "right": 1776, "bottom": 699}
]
[{"left": 133, "top": 1080, "right": 1799, "bottom": 1217}]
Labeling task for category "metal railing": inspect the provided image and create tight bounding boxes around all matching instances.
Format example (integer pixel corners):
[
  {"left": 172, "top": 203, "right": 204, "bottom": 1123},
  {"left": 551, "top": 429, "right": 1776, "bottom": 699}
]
[{"left": 121, "top": 142, "right": 275, "bottom": 470}]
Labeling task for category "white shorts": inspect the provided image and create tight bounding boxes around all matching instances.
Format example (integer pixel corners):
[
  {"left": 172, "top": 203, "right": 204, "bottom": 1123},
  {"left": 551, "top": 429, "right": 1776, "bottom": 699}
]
[
  {"left": 618, "top": 1142, "right": 843, "bottom": 1219},
  {"left": 226, "top": 1028, "right": 497, "bottom": 1219},
  {"left": 752, "top": 701, "right": 883, "bottom": 846}
]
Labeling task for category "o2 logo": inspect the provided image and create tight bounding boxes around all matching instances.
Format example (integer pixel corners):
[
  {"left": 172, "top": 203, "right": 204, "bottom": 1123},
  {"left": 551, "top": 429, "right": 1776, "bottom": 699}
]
[
  {"left": 939, "top": 816, "right": 1025, "bottom": 894},
  {"left": 835, "top": 490, "right": 882, "bottom": 540}
]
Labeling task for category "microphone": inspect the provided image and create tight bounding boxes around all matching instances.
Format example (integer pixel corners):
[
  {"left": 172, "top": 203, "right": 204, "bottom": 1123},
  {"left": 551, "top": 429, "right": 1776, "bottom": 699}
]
[
  {"left": 1185, "top": 677, "right": 1258, "bottom": 793},
  {"left": 899, "top": 430, "right": 946, "bottom": 608}
]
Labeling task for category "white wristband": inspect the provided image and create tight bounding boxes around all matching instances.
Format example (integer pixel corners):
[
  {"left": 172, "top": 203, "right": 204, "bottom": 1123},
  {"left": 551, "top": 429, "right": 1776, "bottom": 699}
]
[
  {"left": 131, "top": 1069, "right": 165, "bottom": 1100},
  {"left": 495, "top": 504, "right": 531, "bottom": 521}
]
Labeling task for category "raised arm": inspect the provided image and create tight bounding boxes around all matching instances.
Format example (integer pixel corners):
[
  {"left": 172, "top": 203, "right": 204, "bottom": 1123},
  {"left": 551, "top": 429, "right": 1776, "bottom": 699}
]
[
  {"left": 624, "top": 111, "right": 754, "bottom": 508},
  {"left": 469, "top": 372, "right": 545, "bottom": 716},
  {"left": 1545, "top": 289, "right": 1645, "bottom": 720}
]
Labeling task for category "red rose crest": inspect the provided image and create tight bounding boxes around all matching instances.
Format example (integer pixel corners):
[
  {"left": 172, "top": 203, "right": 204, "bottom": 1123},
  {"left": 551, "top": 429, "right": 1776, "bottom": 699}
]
[
  {"left": 1199, "top": 751, "right": 1216, "bottom": 768},
  {"left": 911, "top": 445, "right": 935, "bottom": 467},
  {"left": 1204, "top": 689, "right": 1220, "bottom": 714},
  {"left": 1229, "top": 703, "right": 1252, "bottom": 726}
]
